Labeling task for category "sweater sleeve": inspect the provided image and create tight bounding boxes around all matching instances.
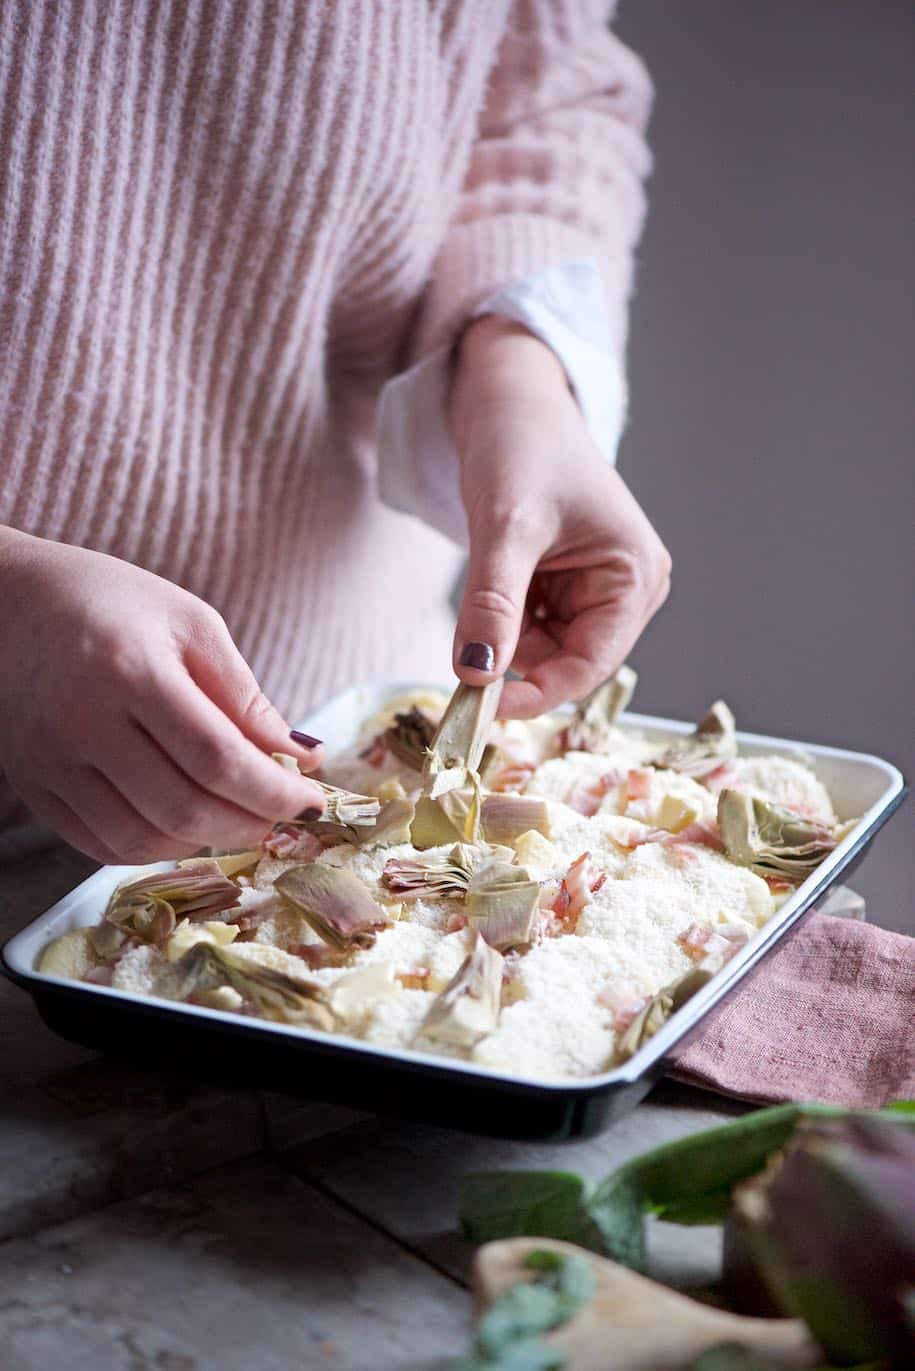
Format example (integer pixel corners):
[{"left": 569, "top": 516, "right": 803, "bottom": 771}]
[{"left": 409, "top": 1, "right": 653, "bottom": 365}]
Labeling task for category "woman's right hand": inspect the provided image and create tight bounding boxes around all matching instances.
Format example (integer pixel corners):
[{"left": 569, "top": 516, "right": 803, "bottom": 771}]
[{"left": 0, "top": 528, "right": 325, "bottom": 864}]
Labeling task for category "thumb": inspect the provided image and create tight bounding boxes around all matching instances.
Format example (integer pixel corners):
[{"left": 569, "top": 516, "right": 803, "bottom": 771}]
[{"left": 454, "top": 518, "right": 539, "bottom": 684}]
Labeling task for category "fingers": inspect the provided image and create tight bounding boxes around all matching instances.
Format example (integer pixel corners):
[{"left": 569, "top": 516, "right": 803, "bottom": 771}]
[
  {"left": 96, "top": 720, "right": 280, "bottom": 852},
  {"left": 509, "top": 619, "right": 561, "bottom": 678},
  {"left": 501, "top": 626, "right": 636, "bottom": 719},
  {"left": 22, "top": 783, "right": 139, "bottom": 866},
  {"left": 454, "top": 513, "right": 542, "bottom": 686},
  {"left": 55, "top": 765, "right": 204, "bottom": 864},
  {"left": 499, "top": 553, "right": 669, "bottom": 719},
  {"left": 183, "top": 612, "right": 324, "bottom": 772},
  {"left": 133, "top": 668, "right": 326, "bottom": 824}
]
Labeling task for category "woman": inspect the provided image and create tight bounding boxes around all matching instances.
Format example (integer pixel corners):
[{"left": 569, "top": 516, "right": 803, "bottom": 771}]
[{"left": 0, "top": 1, "right": 669, "bottom": 865}]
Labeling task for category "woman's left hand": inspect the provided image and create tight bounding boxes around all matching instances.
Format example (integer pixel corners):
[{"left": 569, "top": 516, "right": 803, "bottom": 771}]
[{"left": 450, "top": 315, "right": 671, "bottom": 718}]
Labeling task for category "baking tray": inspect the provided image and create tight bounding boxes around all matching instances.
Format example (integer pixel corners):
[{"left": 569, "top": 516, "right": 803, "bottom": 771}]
[{"left": 2, "top": 683, "right": 907, "bottom": 1141}]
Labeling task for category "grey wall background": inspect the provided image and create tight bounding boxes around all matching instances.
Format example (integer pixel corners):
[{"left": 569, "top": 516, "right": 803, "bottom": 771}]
[{"left": 611, "top": 1, "right": 913, "bottom": 932}]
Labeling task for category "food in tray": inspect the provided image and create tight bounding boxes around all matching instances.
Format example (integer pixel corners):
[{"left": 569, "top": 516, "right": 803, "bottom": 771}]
[{"left": 36, "top": 672, "right": 855, "bottom": 1081}]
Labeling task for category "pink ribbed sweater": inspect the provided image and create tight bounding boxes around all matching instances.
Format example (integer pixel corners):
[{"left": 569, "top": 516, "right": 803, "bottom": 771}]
[{"left": 0, "top": 2, "right": 650, "bottom": 721}]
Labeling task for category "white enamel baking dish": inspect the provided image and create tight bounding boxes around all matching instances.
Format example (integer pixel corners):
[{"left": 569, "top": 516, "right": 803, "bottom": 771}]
[{"left": 2, "top": 683, "right": 907, "bottom": 1140}]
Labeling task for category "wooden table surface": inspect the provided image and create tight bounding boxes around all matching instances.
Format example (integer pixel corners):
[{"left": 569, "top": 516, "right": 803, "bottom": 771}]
[{"left": 0, "top": 842, "right": 756, "bottom": 1370}]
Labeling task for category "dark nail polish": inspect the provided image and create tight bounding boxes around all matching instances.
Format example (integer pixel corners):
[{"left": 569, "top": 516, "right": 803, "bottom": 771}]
[
  {"left": 290, "top": 729, "right": 322, "bottom": 749},
  {"left": 460, "top": 641, "right": 495, "bottom": 672},
  {"left": 301, "top": 806, "right": 323, "bottom": 822}
]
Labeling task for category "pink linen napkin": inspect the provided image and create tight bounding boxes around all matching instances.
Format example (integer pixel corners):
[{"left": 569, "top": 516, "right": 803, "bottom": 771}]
[{"left": 669, "top": 912, "right": 915, "bottom": 1107}]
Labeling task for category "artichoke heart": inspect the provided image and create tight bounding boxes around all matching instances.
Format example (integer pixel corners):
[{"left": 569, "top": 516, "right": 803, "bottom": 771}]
[
  {"left": 422, "top": 680, "right": 502, "bottom": 787},
  {"left": 153, "top": 942, "right": 333, "bottom": 1030},
  {"left": 480, "top": 794, "right": 551, "bottom": 846},
  {"left": 95, "top": 859, "right": 241, "bottom": 954},
  {"left": 466, "top": 876, "right": 541, "bottom": 951},
  {"left": 383, "top": 843, "right": 478, "bottom": 899},
  {"left": 411, "top": 681, "right": 501, "bottom": 847},
  {"left": 467, "top": 853, "right": 530, "bottom": 890},
  {"left": 299, "top": 782, "right": 387, "bottom": 845},
  {"left": 314, "top": 780, "right": 381, "bottom": 827},
  {"left": 614, "top": 967, "right": 713, "bottom": 1063},
  {"left": 718, "top": 789, "right": 838, "bottom": 883},
  {"left": 421, "top": 931, "right": 503, "bottom": 1047},
  {"left": 731, "top": 1114, "right": 915, "bottom": 1365},
  {"left": 352, "top": 796, "right": 415, "bottom": 849},
  {"left": 203, "top": 850, "right": 261, "bottom": 879},
  {"left": 653, "top": 700, "right": 737, "bottom": 778},
  {"left": 561, "top": 664, "right": 639, "bottom": 752},
  {"left": 383, "top": 843, "right": 519, "bottom": 900},
  {"left": 411, "top": 777, "right": 483, "bottom": 849},
  {"left": 275, "top": 863, "right": 389, "bottom": 950},
  {"left": 383, "top": 706, "right": 436, "bottom": 770},
  {"left": 273, "top": 752, "right": 382, "bottom": 835}
]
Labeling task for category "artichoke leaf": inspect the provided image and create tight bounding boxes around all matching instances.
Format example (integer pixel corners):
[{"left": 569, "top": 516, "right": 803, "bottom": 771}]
[
  {"left": 275, "top": 863, "right": 389, "bottom": 950},
  {"left": 442, "top": 774, "right": 483, "bottom": 843},
  {"left": 421, "top": 931, "right": 503, "bottom": 1047},
  {"left": 99, "top": 860, "right": 241, "bottom": 950},
  {"left": 352, "top": 797, "right": 416, "bottom": 849},
  {"left": 614, "top": 967, "right": 713, "bottom": 1063},
  {"left": 383, "top": 843, "right": 520, "bottom": 900},
  {"left": 410, "top": 794, "right": 465, "bottom": 849},
  {"left": 560, "top": 665, "right": 638, "bottom": 752},
  {"left": 467, "top": 880, "right": 541, "bottom": 951},
  {"left": 414, "top": 680, "right": 501, "bottom": 848},
  {"left": 315, "top": 780, "right": 381, "bottom": 827},
  {"left": 653, "top": 700, "right": 737, "bottom": 779},
  {"left": 480, "top": 794, "right": 552, "bottom": 846},
  {"left": 412, "top": 776, "right": 484, "bottom": 849},
  {"left": 273, "top": 752, "right": 382, "bottom": 838},
  {"left": 422, "top": 679, "right": 502, "bottom": 786},
  {"left": 383, "top": 843, "right": 479, "bottom": 899},
  {"left": 718, "top": 790, "right": 837, "bottom": 883},
  {"left": 153, "top": 942, "right": 333, "bottom": 1030},
  {"left": 383, "top": 706, "right": 436, "bottom": 770},
  {"left": 467, "top": 855, "right": 532, "bottom": 892}
]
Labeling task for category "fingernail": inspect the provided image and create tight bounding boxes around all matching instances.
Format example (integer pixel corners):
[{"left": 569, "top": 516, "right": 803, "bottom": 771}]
[
  {"left": 460, "top": 641, "right": 495, "bottom": 672},
  {"left": 290, "top": 729, "right": 322, "bottom": 749},
  {"left": 301, "top": 807, "right": 323, "bottom": 822}
]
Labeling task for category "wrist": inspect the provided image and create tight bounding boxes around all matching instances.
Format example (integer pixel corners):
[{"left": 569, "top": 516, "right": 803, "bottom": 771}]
[
  {"left": 450, "top": 315, "right": 572, "bottom": 453},
  {"left": 456, "top": 315, "right": 569, "bottom": 393}
]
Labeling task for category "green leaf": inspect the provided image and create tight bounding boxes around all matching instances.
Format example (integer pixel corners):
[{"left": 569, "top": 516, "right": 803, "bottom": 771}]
[
  {"left": 478, "top": 1284, "right": 566, "bottom": 1355},
  {"left": 615, "top": 1101, "right": 915, "bottom": 1230},
  {"left": 552, "top": 1253, "right": 594, "bottom": 1307},
  {"left": 523, "top": 1250, "right": 564, "bottom": 1273},
  {"left": 607, "top": 1104, "right": 830, "bottom": 1226},
  {"left": 585, "top": 1170, "right": 647, "bottom": 1271},
  {"left": 651, "top": 1185, "right": 735, "bottom": 1226},
  {"left": 521, "top": 1252, "right": 595, "bottom": 1307},
  {"left": 459, "top": 1103, "right": 915, "bottom": 1286},
  {"left": 456, "top": 1339, "right": 565, "bottom": 1371},
  {"left": 459, "top": 1172, "right": 604, "bottom": 1252},
  {"left": 457, "top": 1253, "right": 591, "bottom": 1371}
]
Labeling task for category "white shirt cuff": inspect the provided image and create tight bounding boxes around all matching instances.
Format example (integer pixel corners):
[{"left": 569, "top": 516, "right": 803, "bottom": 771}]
[{"left": 377, "top": 257, "right": 627, "bottom": 548}]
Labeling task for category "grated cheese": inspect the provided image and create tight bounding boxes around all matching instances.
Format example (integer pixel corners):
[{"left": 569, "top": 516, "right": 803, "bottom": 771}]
[
  {"left": 727, "top": 755, "right": 836, "bottom": 823},
  {"left": 111, "top": 944, "right": 164, "bottom": 996}
]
